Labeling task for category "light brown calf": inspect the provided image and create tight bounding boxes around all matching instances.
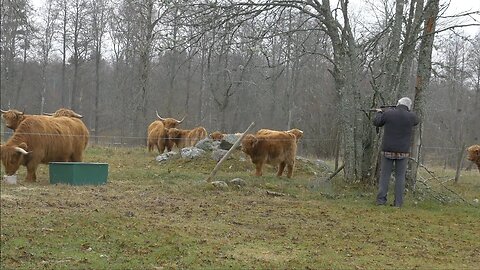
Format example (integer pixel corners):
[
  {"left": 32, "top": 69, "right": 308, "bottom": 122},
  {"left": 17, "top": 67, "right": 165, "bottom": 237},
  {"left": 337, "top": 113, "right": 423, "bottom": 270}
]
[
  {"left": 168, "top": 127, "right": 208, "bottom": 149},
  {"left": 467, "top": 144, "right": 480, "bottom": 173},
  {"left": 241, "top": 131, "right": 298, "bottom": 178}
]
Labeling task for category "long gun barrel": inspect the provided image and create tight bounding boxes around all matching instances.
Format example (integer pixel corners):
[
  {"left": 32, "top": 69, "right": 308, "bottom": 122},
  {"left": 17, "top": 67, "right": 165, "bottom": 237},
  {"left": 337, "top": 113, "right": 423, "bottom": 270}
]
[{"left": 364, "top": 105, "right": 396, "bottom": 112}]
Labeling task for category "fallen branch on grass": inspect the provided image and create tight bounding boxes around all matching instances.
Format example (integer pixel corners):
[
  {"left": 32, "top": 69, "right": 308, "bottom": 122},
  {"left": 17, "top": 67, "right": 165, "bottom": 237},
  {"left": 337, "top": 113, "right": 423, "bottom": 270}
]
[
  {"left": 409, "top": 158, "right": 474, "bottom": 206},
  {"left": 206, "top": 122, "right": 255, "bottom": 182},
  {"left": 266, "top": 190, "right": 286, "bottom": 197}
]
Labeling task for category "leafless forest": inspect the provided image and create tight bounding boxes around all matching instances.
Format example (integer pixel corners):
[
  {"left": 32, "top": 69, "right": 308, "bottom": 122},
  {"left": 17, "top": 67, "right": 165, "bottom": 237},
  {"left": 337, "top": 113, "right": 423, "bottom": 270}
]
[{"left": 1, "top": 0, "right": 479, "bottom": 183}]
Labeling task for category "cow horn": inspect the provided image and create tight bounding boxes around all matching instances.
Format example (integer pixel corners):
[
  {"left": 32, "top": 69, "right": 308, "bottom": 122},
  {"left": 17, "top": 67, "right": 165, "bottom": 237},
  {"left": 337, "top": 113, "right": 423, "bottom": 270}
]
[
  {"left": 14, "top": 147, "right": 29, "bottom": 155},
  {"left": 0, "top": 109, "right": 7, "bottom": 114},
  {"left": 43, "top": 112, "right": 54, "bottom": 116},
  {"left": 155, "top": 110, "right": 165, "bottom": 121},
  {"left": 176, "top": 115, "right": 186, "bottom": 124}
]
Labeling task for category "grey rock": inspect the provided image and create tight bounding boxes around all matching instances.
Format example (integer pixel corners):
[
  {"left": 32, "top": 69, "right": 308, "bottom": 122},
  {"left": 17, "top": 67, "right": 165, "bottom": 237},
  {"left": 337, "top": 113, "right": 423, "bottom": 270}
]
[
  {"left": 211, "top": 181, "right": 228, "bottom": 189},
  {"left": 212, "top": 149, "right": 229, "bottom": 162},
  {"left": 180, "top": 147, "right": 206, "bottom": 159},
  {"left": 155, "top": 151, "right": 178, "bottom": 162},
  {"left": 229, "top": 178, "right": 246, "bottom": 187},
  {"left": 196, "top": 138, "right": 217, "bottom": 151}
]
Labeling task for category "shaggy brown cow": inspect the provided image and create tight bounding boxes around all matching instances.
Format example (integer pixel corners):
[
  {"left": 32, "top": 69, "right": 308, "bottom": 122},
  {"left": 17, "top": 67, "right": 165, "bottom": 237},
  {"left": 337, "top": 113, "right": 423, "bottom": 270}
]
[
  {"left": 467, "top": 144, "right": 480, "bottom": 172},
  {"left": 168, "top": 127, "right": 208, "bottom": 149},
  {"left": 241, "top": 131, "right": 298, "bottom": 178},
  {"left": 209, "top": 131, "right": 224, "bottom": 141},
  {"left": 44, "top": 108, "right": 83, "bottom": 118},
  {"left": 257, "top": 128, "right": 304, "bottom": 142},
  {"left": 1, "top": 109, "right": 30, "bottom": 130},
  {"left": 0, "top": 115, "right": 89, "bottom": 182},
  {"left": 147, "top": 111, "right": 185, "bottom": 153}
]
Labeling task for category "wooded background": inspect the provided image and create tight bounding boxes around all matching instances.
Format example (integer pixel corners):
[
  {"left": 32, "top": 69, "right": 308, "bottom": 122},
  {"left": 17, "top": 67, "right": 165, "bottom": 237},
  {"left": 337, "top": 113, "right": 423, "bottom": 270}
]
[{"left": 1, "top": 0, "right": 479, "bottom": 183}]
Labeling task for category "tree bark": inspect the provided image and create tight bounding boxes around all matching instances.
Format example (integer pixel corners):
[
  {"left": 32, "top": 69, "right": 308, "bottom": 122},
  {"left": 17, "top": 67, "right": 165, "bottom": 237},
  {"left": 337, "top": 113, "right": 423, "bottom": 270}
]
[{"left": 409, "top": 0, "right": 440, "bottom": 188}]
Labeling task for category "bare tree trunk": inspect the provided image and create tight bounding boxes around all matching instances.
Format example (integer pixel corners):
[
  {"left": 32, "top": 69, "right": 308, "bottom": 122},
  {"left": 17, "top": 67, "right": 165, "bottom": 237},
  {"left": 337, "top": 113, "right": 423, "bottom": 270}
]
[
  {"left": 321, "top": 0, "right": 362, "bottom": 182},
  {"left": 409, "top": 0, "right": 440, "bottom": 188},
  {"left": 454, "top": 143, "right": 465, "bottom": 183},
  {"left": 61, "top": 0, "right": 68, "bottom": 107},
  {"left": 92, "top": 0, "right": 105, "bottom": 144},
  {"left": 397, "top": 0, "right": 425, "bottom": 97},
  {"left": 15, "top": 38, "right": 28, "bottom": 109},
  {"left": 132, "top": 0, "right": 159, "bottom": 143}
]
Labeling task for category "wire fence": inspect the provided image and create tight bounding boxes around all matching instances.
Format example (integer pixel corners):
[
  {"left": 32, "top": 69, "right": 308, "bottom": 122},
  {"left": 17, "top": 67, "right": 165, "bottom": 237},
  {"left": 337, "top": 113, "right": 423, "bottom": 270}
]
[{"left": 1, "top": 130, "right": 475, "bottom": 170}]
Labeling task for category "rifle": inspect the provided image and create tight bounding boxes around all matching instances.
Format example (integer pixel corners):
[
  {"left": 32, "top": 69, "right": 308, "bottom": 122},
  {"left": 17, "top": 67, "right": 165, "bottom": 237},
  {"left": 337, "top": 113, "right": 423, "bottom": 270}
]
[{"left": 362, "top": 105, "right": 396, "bottom": 113}]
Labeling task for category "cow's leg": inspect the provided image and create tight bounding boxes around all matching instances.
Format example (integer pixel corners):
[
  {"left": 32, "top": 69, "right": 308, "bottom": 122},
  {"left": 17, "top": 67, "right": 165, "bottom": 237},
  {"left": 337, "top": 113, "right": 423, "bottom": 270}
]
[
  {"left": 477, "top": 164, "right": 480, "bottom": 173},
  {"left": 255, "top": 162, "right": 263, "bottom": 176},
  {"left": 166, "top": 139, "right": 173, "bottom": 152},
  {"left": 277, "top": 162, "right": 286, "bottom": 177},
  {"left": 286, "top": 162, "right": 294, "bottom": 178},
  {"left": 25, "top": 163, "right": 38, "bottom": 182},
  {"left": 70, "top": 152, "right": 83, "bottom": 162},
  {"left": 157, "top": 139, "right": 165, "bottom": 153}
]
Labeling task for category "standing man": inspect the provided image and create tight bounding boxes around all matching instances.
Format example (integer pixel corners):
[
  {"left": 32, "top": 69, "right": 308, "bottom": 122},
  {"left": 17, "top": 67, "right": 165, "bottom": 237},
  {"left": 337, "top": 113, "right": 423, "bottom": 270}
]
[{"left": 373, "top": 97, "right": 419, "bottom": 207}]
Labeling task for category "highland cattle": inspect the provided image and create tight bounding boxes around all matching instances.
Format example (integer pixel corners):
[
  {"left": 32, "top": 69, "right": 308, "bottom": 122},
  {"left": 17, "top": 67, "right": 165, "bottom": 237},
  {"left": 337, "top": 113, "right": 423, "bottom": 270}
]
[
  {"left": 168, "top": 127, "right": 208, "bottom": 149},
  {"left": 1, "top": 109, "right": 30, "bottom": 130},
  {"left": 0, "top": 115, "right": 90, "bottom": 182},
  {"left": 147, "top": 111, "right": 185, "bottom": 153},
  {"left": 467, "top": 144, "right": 480, "bottom": 172},
  {"left": 241, "top": 131, "right": 298, "bottom": 178}
]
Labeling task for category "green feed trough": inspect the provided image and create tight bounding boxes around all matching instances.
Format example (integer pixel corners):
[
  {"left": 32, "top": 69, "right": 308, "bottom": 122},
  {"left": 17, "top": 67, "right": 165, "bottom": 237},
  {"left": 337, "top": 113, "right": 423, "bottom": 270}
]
[{"left": 49, "top": 162, "right": 108, "bottom": 186}]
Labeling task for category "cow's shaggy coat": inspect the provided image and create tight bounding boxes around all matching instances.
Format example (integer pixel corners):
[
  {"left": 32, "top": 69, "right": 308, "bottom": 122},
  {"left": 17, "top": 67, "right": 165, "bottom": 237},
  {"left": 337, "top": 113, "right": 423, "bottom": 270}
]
[
  {"left": 1, "top": 115, "right": 89, "bottom": 182},
  {"left": 168, "top": 127, "right": 208, "bottom": 149},
  {"left": 241, "top": 131, "right": 298, "bottom": 178},
  {"left": 467, "top": 144, "right": 480, "bottom": 172},
  {"left": 147, "top": 116, "right": 184, "bottom": 153},
  {"left": 1, "top": 109, "right": 30, "bottom": 130}
]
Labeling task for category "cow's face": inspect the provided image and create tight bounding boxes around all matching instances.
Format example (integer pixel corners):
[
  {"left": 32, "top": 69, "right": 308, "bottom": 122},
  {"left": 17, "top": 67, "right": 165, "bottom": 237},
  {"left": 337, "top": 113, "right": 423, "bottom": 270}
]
[
  {"left": 167, "top": 128, "right": 181, "bottom": 139},
  {"left": 1, "top": 109, "right": 24, "bottom": 129},
  {"left": 467, "top": 145, "right": 480, "bottom": 162},
  {"left": 241, "top": 134, "right": 258, "bottom": 155},
  {"left": 162, "top": 119, "right": 181, "bottom": 129},
  {"left": 156, "top": 111, "right": 185, "bottom": 128},
  {"left": 288, "top": 129, "right": 304, "bottom": 142},
  {"left": 209, "top": 131, "right": 224, "bottom": 141},
  {"left": 0, "top": 143, "right": 29, "bottom": 176}
]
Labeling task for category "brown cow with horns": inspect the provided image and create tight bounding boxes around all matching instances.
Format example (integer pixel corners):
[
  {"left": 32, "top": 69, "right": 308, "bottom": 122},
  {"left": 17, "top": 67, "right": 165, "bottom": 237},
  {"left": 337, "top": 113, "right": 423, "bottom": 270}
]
[
  {"left": 147, "top": 111, "right": 185, "bottom": 154},
  {"left": 43, "top": 108, "right": 84, "bottom": 118},
  {"left": 241, "top": 129, "right": 300, "bottom": 178},
  {"left": 1, "top": 111, "right": 89, "bottom": 182},
  {"left": 466, "top": 144, "right": 480, "bottom": 173},
  {"left": 1, "top": 108, "right": 83, "bottom": 131}
]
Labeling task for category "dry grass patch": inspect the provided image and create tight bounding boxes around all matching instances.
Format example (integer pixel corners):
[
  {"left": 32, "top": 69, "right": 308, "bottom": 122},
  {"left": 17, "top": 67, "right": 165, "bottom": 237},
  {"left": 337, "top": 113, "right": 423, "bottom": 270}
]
[{"left": 1, "top": 146, "right": 479, "bottom": 269}]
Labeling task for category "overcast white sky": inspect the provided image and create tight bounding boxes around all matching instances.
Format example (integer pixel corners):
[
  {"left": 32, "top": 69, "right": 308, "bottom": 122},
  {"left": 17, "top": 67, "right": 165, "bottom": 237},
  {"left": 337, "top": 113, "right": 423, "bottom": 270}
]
[{"left": 29, "top": 0, "right": 479, "bottom": 39}]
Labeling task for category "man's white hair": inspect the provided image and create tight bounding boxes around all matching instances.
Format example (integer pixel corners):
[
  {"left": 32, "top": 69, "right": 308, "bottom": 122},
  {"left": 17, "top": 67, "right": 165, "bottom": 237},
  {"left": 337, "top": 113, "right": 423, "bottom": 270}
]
[{"left": 397, "top": 97, "right": 412, "bottom": 110}]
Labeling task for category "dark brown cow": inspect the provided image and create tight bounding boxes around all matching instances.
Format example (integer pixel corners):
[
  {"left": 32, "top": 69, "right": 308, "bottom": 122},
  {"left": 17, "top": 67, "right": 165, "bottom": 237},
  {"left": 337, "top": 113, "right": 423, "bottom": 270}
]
[
  {"left": 241, "top": 131, "right": 298, "bottom": 178},
  {"left": 167, "top": 127, "right": 208, "bottom": 149},
  {"left": 44, "top": 108, "right": 83, "bottom": 118},
  {"left": 209, "top": 131, "right": 225, "bottom": 141},
  {"left": 467, "top": 144, "right": 480, "bottom": 172},
  {"left": 1, "top": 115, "right": 90, "bottom": 182},
  {"left": 257, "top": 128, "right": 304, "bottom": 142},
  {"left": 147, "top": 111, "right": 185, "bottom": 153},
  {"left": 1, "top": 109, "right": 30, "bottom": 130}
]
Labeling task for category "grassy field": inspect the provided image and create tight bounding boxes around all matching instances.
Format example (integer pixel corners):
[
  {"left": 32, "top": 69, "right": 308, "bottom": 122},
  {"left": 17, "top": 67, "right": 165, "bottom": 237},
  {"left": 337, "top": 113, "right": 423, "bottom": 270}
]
[{"left": 1, "top": 146, "right": 479, "bottom": 270}]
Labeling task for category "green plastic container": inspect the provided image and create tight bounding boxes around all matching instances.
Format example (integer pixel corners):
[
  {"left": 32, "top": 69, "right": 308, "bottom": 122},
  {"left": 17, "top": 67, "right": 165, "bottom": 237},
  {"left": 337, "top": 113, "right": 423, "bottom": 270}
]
[{"left": 49, "top": 162, "right": 108, "bottom": 186}]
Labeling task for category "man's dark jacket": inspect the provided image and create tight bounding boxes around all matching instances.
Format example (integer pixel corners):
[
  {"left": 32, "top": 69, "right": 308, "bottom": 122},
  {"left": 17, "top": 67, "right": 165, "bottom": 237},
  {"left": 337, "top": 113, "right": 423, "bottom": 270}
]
[{"left": 373, "top": 105, "right": 420, "bottom": 153}]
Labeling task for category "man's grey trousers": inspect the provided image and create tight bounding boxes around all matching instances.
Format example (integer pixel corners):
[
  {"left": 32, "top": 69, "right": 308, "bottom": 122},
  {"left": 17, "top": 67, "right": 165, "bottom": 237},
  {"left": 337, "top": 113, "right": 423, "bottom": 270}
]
[{"left": 376, "top": 156, "right": 408, "bottom": 207}]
